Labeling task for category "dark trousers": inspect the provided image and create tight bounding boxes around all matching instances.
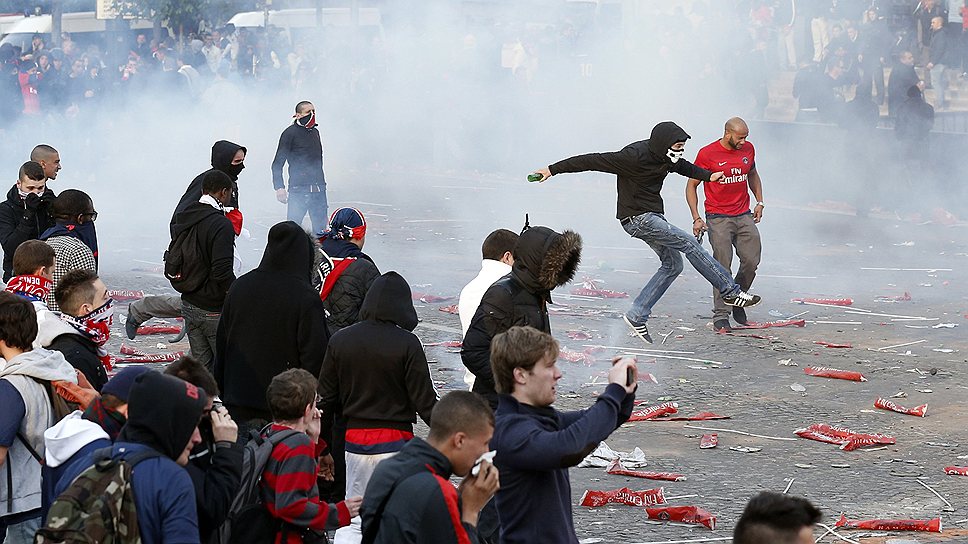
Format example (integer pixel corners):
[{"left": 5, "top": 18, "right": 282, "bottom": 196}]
[{"left": 181, "top": 299, "right": 220, "bottom": 372}]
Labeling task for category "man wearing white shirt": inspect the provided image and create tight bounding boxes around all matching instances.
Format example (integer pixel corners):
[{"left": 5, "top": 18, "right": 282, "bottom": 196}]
[{"left": 458, "top": 229, "right": 518, "bottom": 389}]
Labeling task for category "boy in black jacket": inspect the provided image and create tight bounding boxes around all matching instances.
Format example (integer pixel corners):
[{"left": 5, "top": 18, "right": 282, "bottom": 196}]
[
  {"left": 360, "top": 392, "right": 500, "bottom": 544},
  {"left": 318, "top": 271, "right": 438, "bottom": 543},
  {"left": 490, "top": 326, "right": 636, "bottom": 544},
  {"left": 532, "top": 121, "right": 761, "bottom": 344},
  {"left": 170, "top": 170, "right": 236, "bottom": 371}
]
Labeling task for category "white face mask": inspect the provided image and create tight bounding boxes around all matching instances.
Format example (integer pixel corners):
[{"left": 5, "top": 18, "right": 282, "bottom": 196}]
[{"left": 666, "top": 148, "right": 684, "bottom": 163}]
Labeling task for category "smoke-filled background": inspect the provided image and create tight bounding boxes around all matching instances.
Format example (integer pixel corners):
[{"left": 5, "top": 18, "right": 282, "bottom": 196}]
[{"left": 2, "top": 0, "right": 967, "bottom": 313}]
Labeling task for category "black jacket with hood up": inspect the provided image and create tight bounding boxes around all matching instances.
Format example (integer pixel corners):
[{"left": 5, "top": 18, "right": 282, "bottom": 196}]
[
  {"left": 170, "top": 201, "right": 236, "bottom": 312},
  {"left": 319, "top": 271, "right": 437, "bottom": 435},
  {"left": 0, "top": 184, "right": 56, "bottom": 281},
  {"left": 461, "top": 226, "right": 582, "bottom": 408},
  {"left": 170, "top": 140, "right": 245, "bottom": 237},
  {"left": 215, "top": 221, "right": 329, "bottom": 422},
  {"left": 549, "top": 122, "right": 713, "bottom": 218}
]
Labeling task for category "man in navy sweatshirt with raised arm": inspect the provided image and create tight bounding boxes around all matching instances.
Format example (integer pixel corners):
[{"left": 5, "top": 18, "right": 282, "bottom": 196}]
[{"left": 489, "top": 326, "right": 637, "bottom": 544}]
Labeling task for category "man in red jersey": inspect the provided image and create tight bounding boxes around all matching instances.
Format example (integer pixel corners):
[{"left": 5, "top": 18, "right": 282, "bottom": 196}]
[{"left": 686, "top": 117, "right": 764, "bottom": 332}]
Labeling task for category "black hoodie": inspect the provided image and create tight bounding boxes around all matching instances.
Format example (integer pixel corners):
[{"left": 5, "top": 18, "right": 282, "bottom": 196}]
[
  {"left": 170, "top": 201, "right": 236, "bottom": 311},
  {"left": 215, "top": 221, "right": 329, "bottom": 421},
  {"left": 170, "top": 140, "right": 246, "bottom": 237},
  {"left": 0, "top": 184, "right": 56, "bottom": 281},
  {"left": 462, "top": 226, "right": 582, "bottom": 408},
  {"left": 549, "top": 122, "right": 714, "bottom": 218},
  {"left": 119, "top": 371, "right": 208, "bottom": 460},
  {"left": 319, "top": 271, "right": 437, "bottom": 435}
]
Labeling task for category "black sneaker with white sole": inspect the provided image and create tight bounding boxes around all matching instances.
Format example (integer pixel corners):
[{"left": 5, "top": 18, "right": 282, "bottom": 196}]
[
  {"left": 623, "top": 315, "right": 653, "bottom": 344},
  {"left": 721, "top": 290, "right": 761, "bottom": 308}
]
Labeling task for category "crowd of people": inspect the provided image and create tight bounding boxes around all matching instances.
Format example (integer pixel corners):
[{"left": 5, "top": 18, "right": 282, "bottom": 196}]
[
  {"left": 2, "top": 2, "right": 959, "bottom": 543},
  {"left": 0, "top": 94, "right": 840, "bottom": 543},
  {"left": 784, "top": 0, "right": 968, "bottom": 126}
]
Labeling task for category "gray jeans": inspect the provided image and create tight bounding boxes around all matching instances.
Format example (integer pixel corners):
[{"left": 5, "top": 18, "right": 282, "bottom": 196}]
[
  {"left": 127, "top": 294, "right": 182, "bottom": 325},
  {"left": 707, "top": 213, "right": 762, "bottom": 320},
  {"left": 181, "top": 299, "right": 220, "bottom": 371}
]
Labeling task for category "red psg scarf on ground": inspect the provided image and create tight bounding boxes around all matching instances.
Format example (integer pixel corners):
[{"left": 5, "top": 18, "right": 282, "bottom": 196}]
[
  {"left": 60, "top": 299, "right": 114, "bottom": 371},
  {"left": 4, "top": 275, "right": 53, "bottom": 302}
]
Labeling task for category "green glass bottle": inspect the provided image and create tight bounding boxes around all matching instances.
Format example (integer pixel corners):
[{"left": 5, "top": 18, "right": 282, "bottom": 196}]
[{"left": 527, "top": 173, "right": 543, "bottom": 182}]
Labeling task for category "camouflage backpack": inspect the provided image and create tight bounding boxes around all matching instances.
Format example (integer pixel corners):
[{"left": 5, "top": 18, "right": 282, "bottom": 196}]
[{"left": 34, "top": 447, "right": 161, "bottom": 544}]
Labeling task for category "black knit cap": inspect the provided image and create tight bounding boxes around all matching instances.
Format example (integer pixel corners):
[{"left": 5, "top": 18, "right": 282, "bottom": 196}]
[{"left": 119, "top": 370, "right": 208, "bottom": 460}]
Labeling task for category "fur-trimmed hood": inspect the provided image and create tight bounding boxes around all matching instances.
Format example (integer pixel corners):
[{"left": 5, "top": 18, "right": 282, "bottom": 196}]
[{"left": 511, "top": 226, "right": 582, "bottom": 294}]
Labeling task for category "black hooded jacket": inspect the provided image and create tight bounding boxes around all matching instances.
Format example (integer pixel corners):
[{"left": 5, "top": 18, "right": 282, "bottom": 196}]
[
  {"left": 548, "top": 122, "right": 713, "bottom": 218},
  {"left": 319, "top": 271, "right": 437, "bottom": 436},
  {"left": 0, "top": 184, "right": 56, "bottom": 281},
  {"left": 215, "top": 221, "right": 330, "bottom": 421},
  {"left": 118, "top": 371, "right": 208, "bottom": 461},
  {"left": 170, "top": 140, "right": 245, "bottom": 237},
  {"left": 170, "top": 201, "right": 236, "bottom": 311},
  {"left": 461, "top": 226, "right": 582, "bottom": 407},
  {"left": 316, "top": 236, "right": 381, "bottom": 332}
]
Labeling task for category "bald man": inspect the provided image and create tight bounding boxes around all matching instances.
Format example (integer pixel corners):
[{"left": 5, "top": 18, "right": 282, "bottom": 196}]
[
  {"left": 687, "top": 118, "right": 764, "bottom": 332},
  {"left": 30, "top": 144, "right": 62, "bottom": 182}
]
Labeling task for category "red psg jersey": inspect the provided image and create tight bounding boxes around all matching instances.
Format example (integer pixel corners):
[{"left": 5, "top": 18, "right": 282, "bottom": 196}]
[{"left": 693, "top": 140, "right": 756, "bottom": 216}]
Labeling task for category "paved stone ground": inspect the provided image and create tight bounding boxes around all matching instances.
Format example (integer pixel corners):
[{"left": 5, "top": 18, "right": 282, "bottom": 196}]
[{"left": 98, "top": 171, "right": 968, "bottom": 543}]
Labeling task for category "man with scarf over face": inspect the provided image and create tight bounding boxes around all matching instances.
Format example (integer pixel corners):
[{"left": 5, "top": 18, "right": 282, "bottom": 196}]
[
  {"left": 532, "top": 121, "right": 761, "bottom": 344},
  {"left": 0, "top": 161, "right": 55, "bottom": 282},
  {"left": 315, "top": 207, "right": 380, "bottom": 334},
  {"left": 215, "top": 221, "right": 329, "bottom": 439},
  {"left": 39, "top": 189, "right": 98, "bottom": 313},
  {"left": 272, "top": 100, "right": 328, "bottom": 234},
  {"left": 69, "top": 371, "right": 208, "bottom": 544},
  {"left": 37, "top": 270, "right": 112, "bottom": 390}
]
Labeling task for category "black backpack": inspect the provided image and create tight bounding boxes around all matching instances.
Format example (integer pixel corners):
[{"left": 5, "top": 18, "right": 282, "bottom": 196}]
[
  {"left": 217, "top": 428, "right": 327, "bottom": 544},
  {"left": 164, "top": 225, "right": 207, "bottom": 294}
]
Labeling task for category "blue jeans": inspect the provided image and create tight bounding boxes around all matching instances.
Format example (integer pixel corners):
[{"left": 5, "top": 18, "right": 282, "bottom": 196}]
[
  {"left": 3, "top": 515, "right": 40, "bottom": 544},
  {"left": 287, "top": 188, "right": 328, "bottom": 235},
  {"left": 622, "top": 213, "right": 740, "bottom": 323},
  {"left": 929, "top": 64, "right": 947, "bottom": 108}
]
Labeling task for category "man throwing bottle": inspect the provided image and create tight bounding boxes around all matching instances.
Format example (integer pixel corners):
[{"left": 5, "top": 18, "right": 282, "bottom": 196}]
[
  {"left": 532, "top": 121, "right": 760, "bottom": 344},
  {"left": 687, "top": 117, "right": 764, "bottom": 333}
]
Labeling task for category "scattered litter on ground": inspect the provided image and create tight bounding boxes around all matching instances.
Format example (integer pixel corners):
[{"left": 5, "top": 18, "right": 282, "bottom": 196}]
[
  {"left": 578, "top": 442, "right": 648, "bottom": 468},
  {"left": 605, "top": 459, "right": 686, "bottom": 481},
  {"left": 579, "top": 486, "right": 666, "bottom": 508},
  {"left": 795, "top": 424, "right": 895, "bottom": 451},
  {"left": 874, "top": 398, "right": 927, "bottom": 417},
  {"left": 835, "top": 514, "right": 941, "bottom": 533},
  {"left": 804, "top": 366, "right": 866, "bottom": 382}
]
